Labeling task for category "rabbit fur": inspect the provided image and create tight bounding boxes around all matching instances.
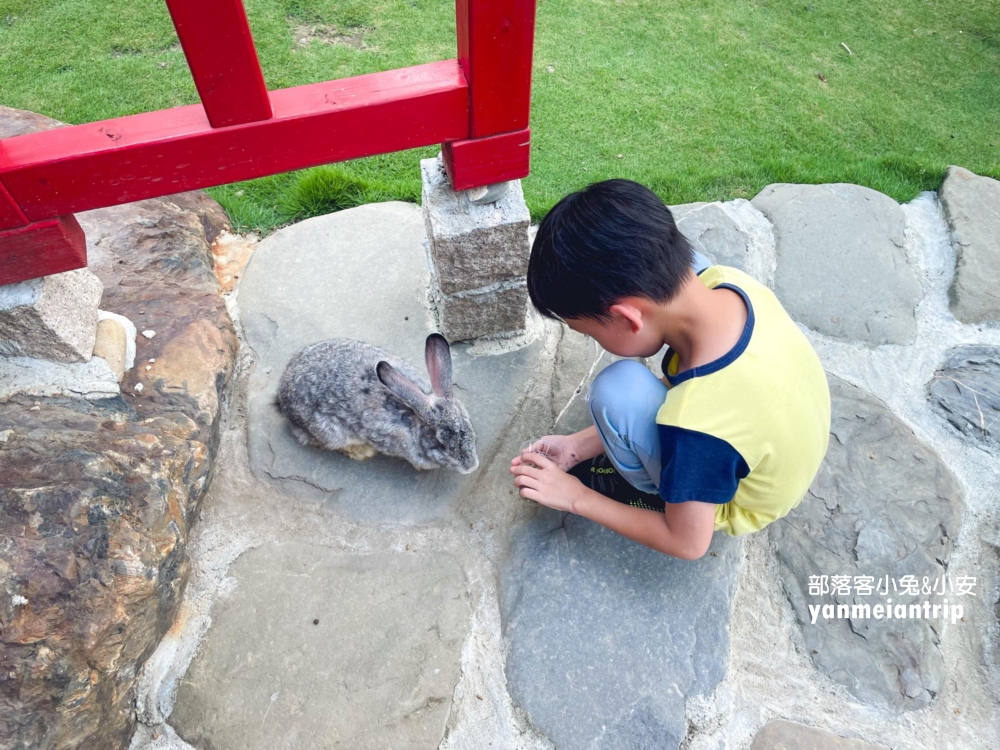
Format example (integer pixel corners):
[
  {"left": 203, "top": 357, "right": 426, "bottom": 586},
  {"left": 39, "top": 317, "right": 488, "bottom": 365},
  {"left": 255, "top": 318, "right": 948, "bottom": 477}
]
[{"left": 276, "top": 333, "right": 479, "bottom": 474}]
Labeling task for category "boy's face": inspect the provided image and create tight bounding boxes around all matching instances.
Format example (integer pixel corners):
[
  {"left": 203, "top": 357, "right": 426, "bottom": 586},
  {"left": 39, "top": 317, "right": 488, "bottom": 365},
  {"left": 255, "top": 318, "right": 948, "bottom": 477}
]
[{"left": 563, "top": 305, "right": 663, "bottom": 359}]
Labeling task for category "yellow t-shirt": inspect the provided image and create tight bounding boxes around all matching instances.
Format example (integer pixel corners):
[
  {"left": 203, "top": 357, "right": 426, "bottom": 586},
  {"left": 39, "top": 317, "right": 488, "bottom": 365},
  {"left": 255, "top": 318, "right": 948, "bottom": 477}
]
[{"left": 655, "top": 265, "right": 831, "bottom": 536}]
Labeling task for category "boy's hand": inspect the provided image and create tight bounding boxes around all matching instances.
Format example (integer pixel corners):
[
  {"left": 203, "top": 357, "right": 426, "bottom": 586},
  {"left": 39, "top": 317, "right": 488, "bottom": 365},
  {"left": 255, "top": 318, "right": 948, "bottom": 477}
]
[
  {"left": 510, "top": 452, "right": 585, "bottom": 511},
  {"left": 509, "top": 433, "right": 581, "bottom": 472}
]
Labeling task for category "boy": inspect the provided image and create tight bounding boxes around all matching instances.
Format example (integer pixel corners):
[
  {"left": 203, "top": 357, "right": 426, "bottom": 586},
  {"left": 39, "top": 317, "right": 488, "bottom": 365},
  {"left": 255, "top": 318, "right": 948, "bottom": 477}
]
[{"left": 510, "top": 179, "right": 831, "bottom": 560}]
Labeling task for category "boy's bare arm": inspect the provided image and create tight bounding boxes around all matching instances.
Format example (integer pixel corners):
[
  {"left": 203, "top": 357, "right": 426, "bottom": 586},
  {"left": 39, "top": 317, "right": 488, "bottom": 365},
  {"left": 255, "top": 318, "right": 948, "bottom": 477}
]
[
  {"left": 569, "top": 425, "right": 604, "bottom": 462},
  {"left": 510, "top": 453, "right": 716, "bottom": 560}
]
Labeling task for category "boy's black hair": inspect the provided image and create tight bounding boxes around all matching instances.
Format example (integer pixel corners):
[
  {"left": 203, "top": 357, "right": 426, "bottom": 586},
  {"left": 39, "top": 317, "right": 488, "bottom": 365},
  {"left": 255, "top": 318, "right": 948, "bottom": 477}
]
[{"left": 527, "top": 179, "right": 694, "bottom": 322}]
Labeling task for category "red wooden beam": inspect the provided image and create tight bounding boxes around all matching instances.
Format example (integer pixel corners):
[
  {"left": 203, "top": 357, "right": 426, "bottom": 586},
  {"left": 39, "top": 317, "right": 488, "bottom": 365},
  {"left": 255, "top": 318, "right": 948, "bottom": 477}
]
[
  {"left": 0, "top": 61, "right": 469, "bottom": 219},
  {"left": 0, "top": 181, "right": 29, "bottom": 230},
  {"left": 456, "top": 0, "right": 537, "bottom": 138},
  {"left": 0, "top": 216, "right": 87, "bottom": 286},
  {"left": 165, "top": 0, "right": 272, "bottom": 128},
  {"left": 442, "top": 127, "right": 530, "bottom": 190}
]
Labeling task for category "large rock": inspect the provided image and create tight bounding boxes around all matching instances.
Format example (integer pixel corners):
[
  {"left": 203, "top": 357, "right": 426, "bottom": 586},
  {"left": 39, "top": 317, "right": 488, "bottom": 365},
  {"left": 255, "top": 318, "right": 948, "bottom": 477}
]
[
  {"left": 927, "top": 345, "right": 1000, "bottom": 446},
  {"left": 769, "top": 376, "right": 964, "bottom": 712},
  {"left": 751, "top": 720, "right": 888, "bottom": 749},
  {"left": 0, "top": 268, "right": 104, "bottom": 362},
  {"left": 240, "top": 201, "right": 543, "bottom": 524},
  {"left": 939, "top": 166, "right": 1000, "bottom": 323},
  {"left": 0, "top": 105, "right": 65, "bottom": 137},
  {"left": 751, "top": 184, "right": 922, "bottom": 346},
  {"left": 171, "top": 543, "right": 469, "bottom": 750},
  {"left": 672, "top": 199, "right": 776, "bottom": 287},
  {"left": 0, "top": 95, "right": 237, "bottom": 750},
  {"left": 500, "top": 511, "right": 740, "bottom": 750}
]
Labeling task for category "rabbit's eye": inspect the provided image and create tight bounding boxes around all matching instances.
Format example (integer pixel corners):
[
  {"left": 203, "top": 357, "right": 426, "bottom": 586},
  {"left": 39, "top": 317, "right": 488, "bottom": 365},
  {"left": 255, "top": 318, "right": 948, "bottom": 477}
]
[{"left": 438, "top": 427, "right": 455, "bottom": 443}]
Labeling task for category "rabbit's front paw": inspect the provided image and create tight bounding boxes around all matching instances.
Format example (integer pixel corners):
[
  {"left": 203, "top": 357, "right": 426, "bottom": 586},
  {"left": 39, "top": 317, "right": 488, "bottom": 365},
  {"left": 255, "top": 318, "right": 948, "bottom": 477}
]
[{"left": 340, "top": 441, "right": 378, "bottom": 461}]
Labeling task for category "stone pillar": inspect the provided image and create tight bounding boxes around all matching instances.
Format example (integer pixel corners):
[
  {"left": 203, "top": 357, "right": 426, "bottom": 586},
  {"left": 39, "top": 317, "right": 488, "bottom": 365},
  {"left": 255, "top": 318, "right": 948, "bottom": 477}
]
[{"left": 421, "top": 155, "right": 531, "bottom": 341}]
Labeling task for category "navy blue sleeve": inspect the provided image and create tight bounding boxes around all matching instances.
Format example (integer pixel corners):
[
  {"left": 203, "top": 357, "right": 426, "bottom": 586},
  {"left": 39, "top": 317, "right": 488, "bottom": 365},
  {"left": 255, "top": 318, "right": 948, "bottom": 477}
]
[{"left": 657, "top": 425, "right": 750, "bottom": 504}]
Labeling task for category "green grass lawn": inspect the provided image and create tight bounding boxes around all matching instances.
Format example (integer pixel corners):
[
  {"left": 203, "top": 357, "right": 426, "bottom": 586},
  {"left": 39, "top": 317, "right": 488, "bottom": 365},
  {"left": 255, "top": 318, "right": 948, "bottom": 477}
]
[{"left": 1, "top": 0, "right": 998, "bottom": 232}]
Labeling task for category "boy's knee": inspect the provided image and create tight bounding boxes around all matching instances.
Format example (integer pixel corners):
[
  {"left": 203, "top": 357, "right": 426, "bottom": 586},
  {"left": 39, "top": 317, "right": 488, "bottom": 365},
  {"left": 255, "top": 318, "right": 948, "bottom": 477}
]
[{"left": 588, "top": 359, "right": 660, "bottom": 418}]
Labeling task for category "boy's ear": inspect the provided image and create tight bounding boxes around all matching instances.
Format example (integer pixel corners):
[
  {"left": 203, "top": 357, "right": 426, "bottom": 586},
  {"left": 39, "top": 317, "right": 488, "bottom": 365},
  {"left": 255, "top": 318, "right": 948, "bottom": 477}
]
[{"left": 609, "top": 302, "right": 644, "bottom": 334}]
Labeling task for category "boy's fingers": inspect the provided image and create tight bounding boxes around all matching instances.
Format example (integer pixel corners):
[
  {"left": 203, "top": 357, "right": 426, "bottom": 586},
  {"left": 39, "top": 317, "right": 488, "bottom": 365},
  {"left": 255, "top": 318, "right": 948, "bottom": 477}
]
[
  {"left": 524, "top": 452, "right": 556, "bottom": 470},
  {"left": 513, "top": 475, "right": 537, "bottom": 490},
  {"left": 519, "top": 487, "right": 540, "bottom": 502}
]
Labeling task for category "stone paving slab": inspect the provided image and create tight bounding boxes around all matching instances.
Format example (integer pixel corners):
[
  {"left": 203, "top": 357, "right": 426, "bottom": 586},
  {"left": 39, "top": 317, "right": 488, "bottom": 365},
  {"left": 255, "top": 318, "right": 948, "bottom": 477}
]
[
  {"left": 500, "top": 510, "right": 740, "bottom": 750},
  {"left": 171, "top": 543, "right": 469, "bottom": 750},
  {"left": 238, "top": 202, "right": 543, "bottom": 524},
  {"left": 928, "top": 345, "right": 1000, "bottom": 447},
  {"left": 751, "top": 720, "right": 888, "bottom": 749},
  {"left": 939, "top": 166, "right": 1000, "bottom": 324},
  {"left": 672, "top": 198, "right": 776, "bottom": 287},
  {"left": 769, "top": 375, "right": 964, "bottom": 711},
  {"left": 752, "top": 183, "right": 922, "bottom": 346}
]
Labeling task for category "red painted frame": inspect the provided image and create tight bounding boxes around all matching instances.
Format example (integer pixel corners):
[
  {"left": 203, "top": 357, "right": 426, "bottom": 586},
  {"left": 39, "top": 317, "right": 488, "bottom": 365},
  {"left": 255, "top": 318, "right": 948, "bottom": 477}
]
[{"left": 0, "top": 0, "right": 537, "bottom": 286}]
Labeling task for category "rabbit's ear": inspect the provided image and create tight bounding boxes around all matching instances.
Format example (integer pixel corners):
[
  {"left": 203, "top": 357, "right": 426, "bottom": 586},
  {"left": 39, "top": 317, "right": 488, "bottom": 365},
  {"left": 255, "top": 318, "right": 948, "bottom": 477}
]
[
  {"left": 377, "top": 361, "right": 432, "bottom": 415},
  {"left": 425, "top": 333, "right": 453, "bottom": 397}
]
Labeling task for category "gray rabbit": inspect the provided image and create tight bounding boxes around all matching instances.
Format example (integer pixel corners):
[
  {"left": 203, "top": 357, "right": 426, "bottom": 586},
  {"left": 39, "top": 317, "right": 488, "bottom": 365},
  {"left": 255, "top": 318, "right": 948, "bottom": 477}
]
[{"left": 276, "top": 333, "right": 479, "bottom": 474}]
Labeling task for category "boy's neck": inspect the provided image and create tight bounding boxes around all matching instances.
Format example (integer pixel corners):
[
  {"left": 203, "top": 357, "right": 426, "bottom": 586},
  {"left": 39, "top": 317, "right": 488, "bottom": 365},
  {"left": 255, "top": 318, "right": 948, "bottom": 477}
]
[{"left": 651, "top": 272, "right": 748, "bottom": 372}]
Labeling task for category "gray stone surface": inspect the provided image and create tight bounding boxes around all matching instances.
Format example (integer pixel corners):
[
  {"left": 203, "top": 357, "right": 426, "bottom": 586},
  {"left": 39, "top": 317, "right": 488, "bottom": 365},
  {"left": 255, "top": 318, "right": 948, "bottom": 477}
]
[
  {"left": 672, "top": 198, "right": 776, "bottom": 287},
  {"left": 752, "top": 183, "right": 922, "bottom": 346},
  {"left": 769, "top": 375, "right": 964, "bottom": 712},
  {"left": 239, "top": 201, "right": 542, "bottom": 523},
  {"left": 940, "top": 166, "right": 1000, "bottom": 324},
  {"left": 0, "top": 267, "right": 103, "bottom": 362},
  {"left": 432, "top": 280, "right": 529, "bottom": 342},
  {"left": 928, "top": 345, "right": 1000, "bottom": 446},
  {"left": 172, "top": 543, "right": 469, "bottom": 750},
  {"left": 421, "top": 155, "right": 531, "bottom": 294},
  {"left": 0, "top": 352, "right": 119, "bottom": 401},
  {"left": 500, "top": 511, "right": 740, "bottom": 750},
  {"left": 751, "top": 720, "right": 888, "bottom": 749}
]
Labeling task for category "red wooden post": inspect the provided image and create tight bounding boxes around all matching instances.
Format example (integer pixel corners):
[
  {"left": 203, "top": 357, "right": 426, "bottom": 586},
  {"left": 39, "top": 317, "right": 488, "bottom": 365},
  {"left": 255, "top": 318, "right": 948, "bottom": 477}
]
[
  {"left": 456, "top": 0, "right": 536, "bottom": 137},
  {"left": 165, "top": 0, "right": 272, "bottom": 128},
  {"left": 445, "top": 0, "right": 537, "bottom": 188}
]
